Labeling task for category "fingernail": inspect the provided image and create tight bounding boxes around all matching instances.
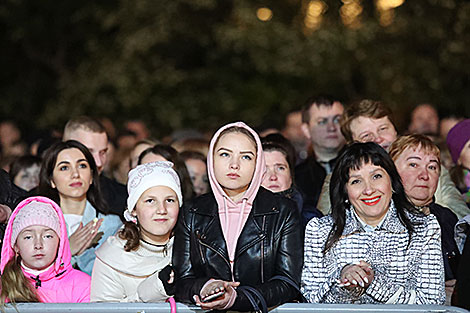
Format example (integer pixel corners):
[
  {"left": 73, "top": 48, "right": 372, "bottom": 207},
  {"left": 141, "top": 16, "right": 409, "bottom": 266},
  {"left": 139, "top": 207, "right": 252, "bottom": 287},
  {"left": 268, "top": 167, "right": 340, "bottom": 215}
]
[
  {"left": 336, "top": 279, "right": 341, "bottom": 283},
  {"left": 364, "top": 277, "right": 369, "bottom": 284},
  {"left": 352, "top": 280, "right": 357, "bottom": 285},
  {"left": 353, "top": 260, "right": 361, "bottom": 265},
  {"left": 359, "top": 281, "right": 364, "bottom": 288}
]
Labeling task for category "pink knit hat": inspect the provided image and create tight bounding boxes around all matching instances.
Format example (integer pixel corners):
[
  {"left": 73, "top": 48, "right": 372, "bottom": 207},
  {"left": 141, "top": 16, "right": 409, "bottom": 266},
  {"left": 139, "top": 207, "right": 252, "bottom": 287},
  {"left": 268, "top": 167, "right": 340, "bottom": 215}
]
[{"left": 10, "top": 200, "right": 61, "bottom": 248}]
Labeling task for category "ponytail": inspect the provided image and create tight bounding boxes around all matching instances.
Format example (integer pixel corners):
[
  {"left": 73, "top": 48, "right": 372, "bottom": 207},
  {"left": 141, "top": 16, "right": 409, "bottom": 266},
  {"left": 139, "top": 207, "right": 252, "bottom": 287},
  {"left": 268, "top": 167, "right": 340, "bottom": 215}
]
[{"left": 118, "top": 222, "right": 141, "bottom": 252}]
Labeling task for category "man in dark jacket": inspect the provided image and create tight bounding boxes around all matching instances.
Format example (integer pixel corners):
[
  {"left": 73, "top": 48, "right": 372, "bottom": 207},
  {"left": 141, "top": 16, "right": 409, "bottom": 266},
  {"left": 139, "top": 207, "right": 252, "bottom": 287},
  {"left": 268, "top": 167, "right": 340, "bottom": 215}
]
[{"left": 295, "top": 96, "right": 345, "bottom": 208}]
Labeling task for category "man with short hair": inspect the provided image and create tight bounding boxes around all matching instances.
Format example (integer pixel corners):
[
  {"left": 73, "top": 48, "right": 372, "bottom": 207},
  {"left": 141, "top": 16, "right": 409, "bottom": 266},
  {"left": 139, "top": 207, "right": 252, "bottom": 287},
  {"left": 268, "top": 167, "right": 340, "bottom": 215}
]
[
  {"left": 318, "top": 99, "right": 469, "bottom": 218},
  {"left": 295, "top": 96, "right": 345, "bottom": 208},
  {"left": 63, "top": 116, "right": 126, "bottom": 218}
]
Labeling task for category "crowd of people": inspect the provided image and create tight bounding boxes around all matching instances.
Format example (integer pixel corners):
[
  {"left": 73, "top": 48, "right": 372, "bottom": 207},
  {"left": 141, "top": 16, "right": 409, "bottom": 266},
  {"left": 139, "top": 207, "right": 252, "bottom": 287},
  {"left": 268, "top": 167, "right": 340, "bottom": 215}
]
[{"left": 0, "top": 97, "right": 469, "bottom": 311}]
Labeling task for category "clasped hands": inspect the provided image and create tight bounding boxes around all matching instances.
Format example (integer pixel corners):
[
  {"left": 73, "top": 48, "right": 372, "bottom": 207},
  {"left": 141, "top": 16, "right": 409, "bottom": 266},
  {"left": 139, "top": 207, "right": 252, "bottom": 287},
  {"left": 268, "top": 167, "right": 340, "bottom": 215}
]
[{"left": 338, "top": 260, "right": 375, "bottom": 292}]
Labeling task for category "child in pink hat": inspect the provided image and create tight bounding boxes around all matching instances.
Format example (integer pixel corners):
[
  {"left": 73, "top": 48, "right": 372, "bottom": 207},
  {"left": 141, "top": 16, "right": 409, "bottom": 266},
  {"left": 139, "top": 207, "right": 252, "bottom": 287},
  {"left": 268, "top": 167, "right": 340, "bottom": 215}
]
[{"left": 0, "top": 196, "right": 90, "bottom": 304}]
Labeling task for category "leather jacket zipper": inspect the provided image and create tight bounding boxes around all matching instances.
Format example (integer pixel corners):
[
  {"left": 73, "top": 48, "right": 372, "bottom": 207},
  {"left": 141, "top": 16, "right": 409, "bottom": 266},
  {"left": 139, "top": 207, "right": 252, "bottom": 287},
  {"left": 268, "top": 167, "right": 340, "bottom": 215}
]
[
  {"left": 198, "top": 240, "right": 231, "bottom": 268},
  {"left": 198, "top": 240, "right": 207, "bottom": 264},
  {"left": 195, "top": 230, "right": 207, "bottom": 264},
  {"left": 261, "top": 215, "right": 266, "bottom": 283}
]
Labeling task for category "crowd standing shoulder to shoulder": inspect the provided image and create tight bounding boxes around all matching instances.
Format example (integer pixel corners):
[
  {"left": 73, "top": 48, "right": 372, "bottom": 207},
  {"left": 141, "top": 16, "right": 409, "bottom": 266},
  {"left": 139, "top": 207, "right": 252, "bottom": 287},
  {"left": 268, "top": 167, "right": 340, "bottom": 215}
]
[
  {"left": 1, "top": 108, "right": 470, "bottom": 309},
  {"left": 318, "top": 99, "right": 469, "bottom": 219}
]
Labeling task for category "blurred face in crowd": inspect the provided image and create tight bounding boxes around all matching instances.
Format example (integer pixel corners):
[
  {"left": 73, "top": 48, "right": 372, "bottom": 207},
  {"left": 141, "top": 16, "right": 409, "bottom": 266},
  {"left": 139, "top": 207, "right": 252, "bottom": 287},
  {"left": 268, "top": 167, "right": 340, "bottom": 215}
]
[
  {"left": 439, "top": 117, "right": 460, "bottom": 140},
  {"left": 51, "top": 148, "right": 92, "bottom": 202},
  {"left": 185, "top": 158, "right": 209, "bottom": 196},
  {"left": 283, "top": 111, "right": 307, "bottom": 144},
  {"left": 302, "top": 102, "right": 345, "bottom": 155},
  {"left": 65, "top": 129, "right": 108, "bottom": 174},
  {"left": 346, "top": 162, "right": 392, "bottom": 226},
  {"left": 262, "top": 150, "right": 292, "bottom": 193},
  {"left": 394, "top": 146, "right": 440, "bottom": 207},
  {"left": 133, "top": 186, "right": 179, "bottom": 245},
  {"left": 458, "top": 139, "right": 470, "bottom": 170},
  {"left": 409, "top": 104, "right": 439, "bottom": 135},
  {"left": 213, "top": 132, "right": 256, "bottom": 200},
  {"left": 350, "top": 116, "right": 398, "bottom": 152},
  {"left": 130, "top": 143, "right": 153, "bottom": 169},
  {"left": 13, "top": 164, "right": 40, "bottom": 192},
  {"left": 140, "top": 152, "right": 167, "bottom": 165},
  {"left": 15, "top": 226, "right": 59, "bottom": 271}
]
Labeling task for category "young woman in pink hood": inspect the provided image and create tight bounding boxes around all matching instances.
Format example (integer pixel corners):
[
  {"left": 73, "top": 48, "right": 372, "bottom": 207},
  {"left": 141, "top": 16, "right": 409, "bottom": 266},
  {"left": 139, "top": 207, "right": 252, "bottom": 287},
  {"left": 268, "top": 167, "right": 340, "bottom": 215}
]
[
  {"left": 173, "top": 122, "right": 303, "bottom": 312},
  {"left": 0, "top": 196, "right": 90, "bottom": 304}
]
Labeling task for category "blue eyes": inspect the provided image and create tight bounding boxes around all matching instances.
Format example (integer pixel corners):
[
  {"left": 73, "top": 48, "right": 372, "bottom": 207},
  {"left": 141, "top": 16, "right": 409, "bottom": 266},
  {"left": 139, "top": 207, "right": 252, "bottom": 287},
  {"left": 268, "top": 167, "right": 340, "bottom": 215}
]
[{"left": 219, "top": 152, "right": 253, "bottom": 160}]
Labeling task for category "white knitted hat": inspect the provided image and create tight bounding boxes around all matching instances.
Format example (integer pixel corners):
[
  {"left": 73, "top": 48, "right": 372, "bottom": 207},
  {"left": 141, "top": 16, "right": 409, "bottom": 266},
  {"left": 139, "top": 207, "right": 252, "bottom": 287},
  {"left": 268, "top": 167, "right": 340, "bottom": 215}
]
[
  {"left": 126, "top": 161, "right": 182, "bottom": 221},
  {"left": 11, "top": 200, "right": 61, "bottom": 247}
]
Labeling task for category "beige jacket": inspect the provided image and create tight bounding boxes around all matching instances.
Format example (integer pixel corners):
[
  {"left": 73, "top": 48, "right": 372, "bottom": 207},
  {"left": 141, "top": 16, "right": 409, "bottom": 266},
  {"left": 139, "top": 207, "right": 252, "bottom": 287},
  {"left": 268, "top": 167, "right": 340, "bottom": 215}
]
[
  {"left": 317, "top": 167, "right": 469, "bottom": 219},
  {"left": 90, "top": 235, "right": 173, "bottom": 302}
]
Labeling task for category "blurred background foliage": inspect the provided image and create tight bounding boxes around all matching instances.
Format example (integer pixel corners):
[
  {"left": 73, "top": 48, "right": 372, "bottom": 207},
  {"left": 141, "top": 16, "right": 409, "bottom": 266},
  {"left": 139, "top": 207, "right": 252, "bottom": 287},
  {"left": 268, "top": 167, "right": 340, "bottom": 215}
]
[{"left": 0, "top": 0, "right": 469, "bottom": 137}]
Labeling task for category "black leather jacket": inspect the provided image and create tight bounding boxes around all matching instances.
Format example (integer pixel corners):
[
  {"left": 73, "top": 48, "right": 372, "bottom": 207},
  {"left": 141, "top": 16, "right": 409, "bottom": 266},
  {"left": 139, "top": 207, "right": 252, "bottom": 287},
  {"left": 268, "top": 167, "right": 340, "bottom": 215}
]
[{"left": 173, "top": 187, "right": 303, "bottom": 311}]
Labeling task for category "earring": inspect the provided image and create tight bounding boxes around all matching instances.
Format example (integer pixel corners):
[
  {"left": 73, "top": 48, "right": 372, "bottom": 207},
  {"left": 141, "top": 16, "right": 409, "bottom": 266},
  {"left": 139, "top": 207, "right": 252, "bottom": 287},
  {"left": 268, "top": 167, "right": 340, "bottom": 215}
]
[{"left": 344, "top": 199, "right": 349, "bottom": 204}]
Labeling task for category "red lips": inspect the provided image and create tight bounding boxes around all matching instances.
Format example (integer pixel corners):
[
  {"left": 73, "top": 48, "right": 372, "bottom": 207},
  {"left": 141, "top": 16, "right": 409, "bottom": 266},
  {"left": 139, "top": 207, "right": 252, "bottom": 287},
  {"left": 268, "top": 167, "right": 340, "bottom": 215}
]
[
  {"left": 227, "top": 173, "right": 240, "bottom": 179},
  {"left": 361, "top": 196, "right": 381, "bottom": 206},
  {"left": 69, "top": 182, "right": 83, "bottom": 187}
]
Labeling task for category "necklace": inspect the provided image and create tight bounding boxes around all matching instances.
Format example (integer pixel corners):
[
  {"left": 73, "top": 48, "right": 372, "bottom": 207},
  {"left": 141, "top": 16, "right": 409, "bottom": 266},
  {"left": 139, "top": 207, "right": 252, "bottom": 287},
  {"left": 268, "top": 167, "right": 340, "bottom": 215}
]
[{"left": 140, "top": 238, "right": 170, "bottom": 256}]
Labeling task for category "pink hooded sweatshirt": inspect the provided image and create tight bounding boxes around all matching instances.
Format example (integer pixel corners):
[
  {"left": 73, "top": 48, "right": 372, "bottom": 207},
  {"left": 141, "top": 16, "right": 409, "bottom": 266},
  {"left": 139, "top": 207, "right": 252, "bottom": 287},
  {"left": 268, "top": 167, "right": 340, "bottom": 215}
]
[
  {"left": 0, "top": 196, "right": 91, "bottom": 303},
  {"left": 207, "top": 121, "right": 266, "bottom": 264}
]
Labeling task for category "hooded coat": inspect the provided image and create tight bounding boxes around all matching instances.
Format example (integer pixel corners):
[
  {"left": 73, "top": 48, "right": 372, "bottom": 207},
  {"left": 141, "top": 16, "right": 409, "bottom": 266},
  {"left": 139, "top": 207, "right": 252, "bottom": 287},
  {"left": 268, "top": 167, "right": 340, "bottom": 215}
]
[
  {"left": 173, "top": 122, "right": 303, "bottom": 311},
  {"left": 0, "top": 196, "right": 91, "bottom": 303}
]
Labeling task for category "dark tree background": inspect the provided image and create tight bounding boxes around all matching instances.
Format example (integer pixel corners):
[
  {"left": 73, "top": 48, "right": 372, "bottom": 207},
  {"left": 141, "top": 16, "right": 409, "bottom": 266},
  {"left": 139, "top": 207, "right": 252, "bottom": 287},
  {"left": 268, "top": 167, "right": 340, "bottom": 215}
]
[{"left": 1, "top": 0, "right": 469, "bottom": 137}]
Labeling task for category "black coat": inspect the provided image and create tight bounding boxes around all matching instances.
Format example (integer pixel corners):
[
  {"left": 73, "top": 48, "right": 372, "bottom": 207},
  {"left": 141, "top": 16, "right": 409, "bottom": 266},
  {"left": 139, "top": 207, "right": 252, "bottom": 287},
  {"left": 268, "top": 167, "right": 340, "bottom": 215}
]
[
  {"left": 173, "top": 187, "right": 303, "bottom": 311},
  {"left": 295, "top": 156, "right": 337, "bottom": 208}
]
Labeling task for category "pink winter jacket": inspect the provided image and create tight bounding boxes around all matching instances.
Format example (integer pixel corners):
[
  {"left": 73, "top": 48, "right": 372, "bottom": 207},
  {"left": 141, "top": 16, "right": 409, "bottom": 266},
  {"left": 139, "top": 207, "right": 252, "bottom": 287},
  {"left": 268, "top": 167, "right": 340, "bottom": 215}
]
[{"left": 0, "top": 196, "right": 91, "bottom": 303}]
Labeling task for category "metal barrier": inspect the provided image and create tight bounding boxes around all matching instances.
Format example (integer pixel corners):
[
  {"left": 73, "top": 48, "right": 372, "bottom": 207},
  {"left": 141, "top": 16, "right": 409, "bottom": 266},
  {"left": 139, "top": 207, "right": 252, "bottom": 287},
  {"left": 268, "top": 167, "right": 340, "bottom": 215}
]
[{"left": 1, "top": 303, "right": 468, "bottom": 313}]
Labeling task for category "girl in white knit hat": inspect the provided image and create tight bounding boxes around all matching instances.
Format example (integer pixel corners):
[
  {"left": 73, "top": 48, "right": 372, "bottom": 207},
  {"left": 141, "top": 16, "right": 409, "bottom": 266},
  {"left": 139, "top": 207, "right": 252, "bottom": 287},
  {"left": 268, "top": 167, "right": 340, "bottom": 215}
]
[{"left": 90, "top": 161, "right": 181, "bottom": 303}]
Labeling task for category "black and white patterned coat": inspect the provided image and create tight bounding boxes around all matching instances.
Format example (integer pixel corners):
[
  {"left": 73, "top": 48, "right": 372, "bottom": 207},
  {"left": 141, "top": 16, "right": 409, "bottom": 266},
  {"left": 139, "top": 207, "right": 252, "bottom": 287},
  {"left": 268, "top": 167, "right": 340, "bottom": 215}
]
[{"left": 301, "top": 203, "right": 445, "bottom": 304}]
